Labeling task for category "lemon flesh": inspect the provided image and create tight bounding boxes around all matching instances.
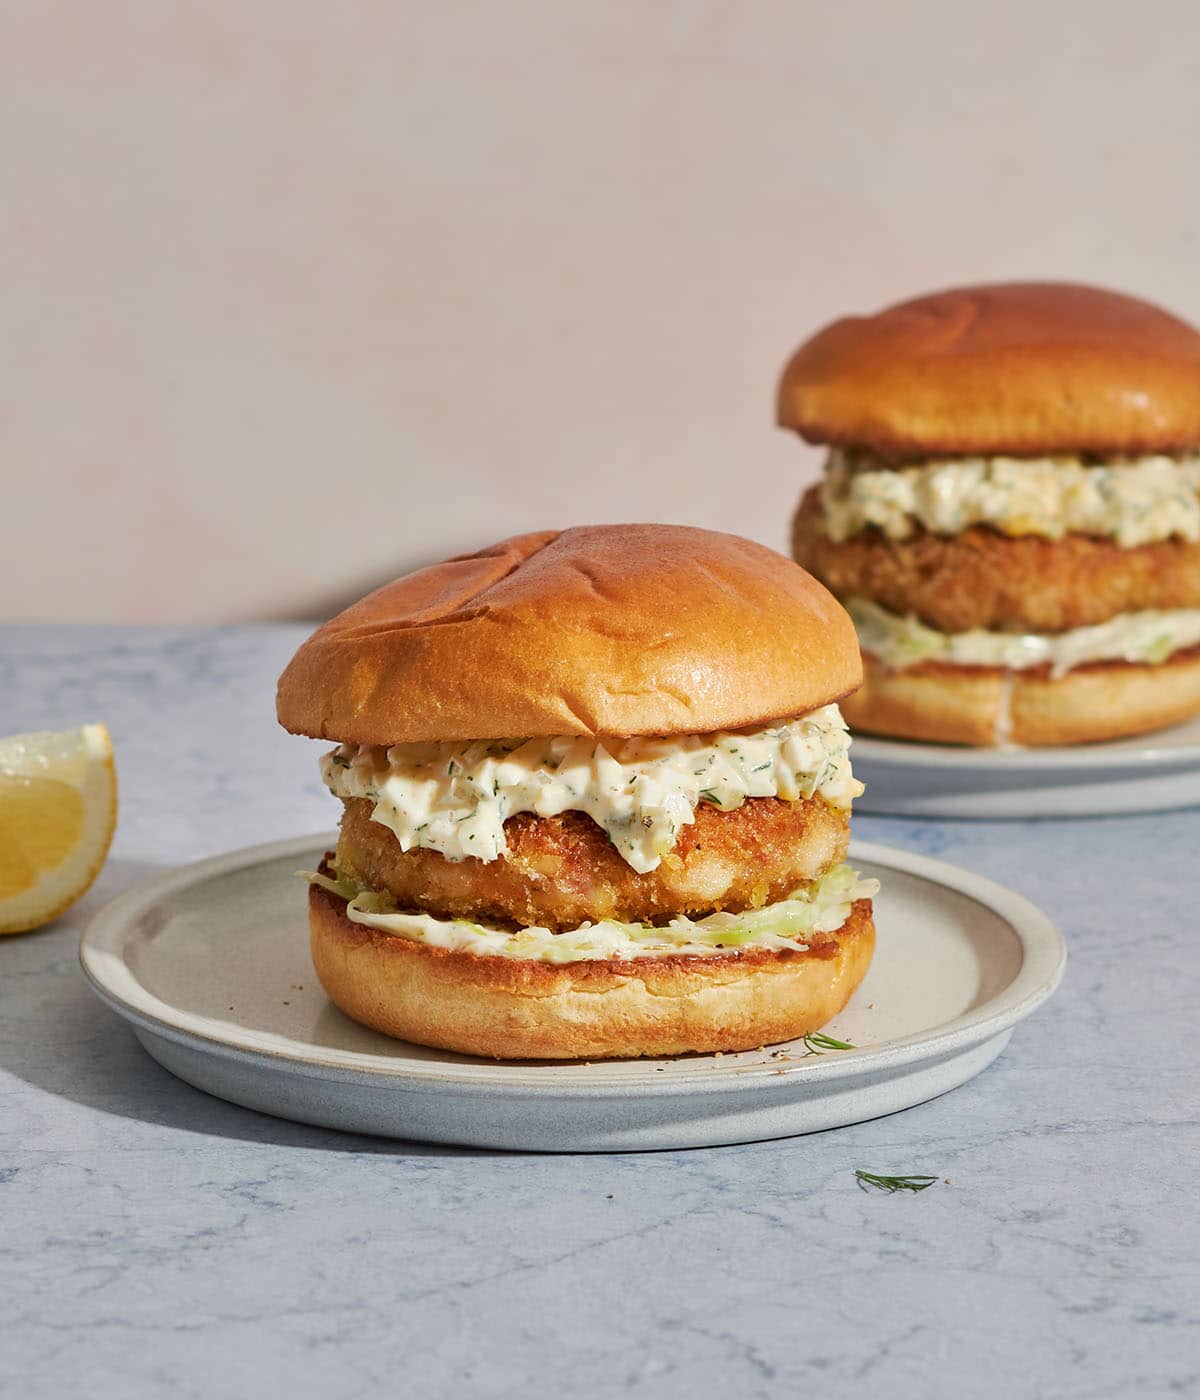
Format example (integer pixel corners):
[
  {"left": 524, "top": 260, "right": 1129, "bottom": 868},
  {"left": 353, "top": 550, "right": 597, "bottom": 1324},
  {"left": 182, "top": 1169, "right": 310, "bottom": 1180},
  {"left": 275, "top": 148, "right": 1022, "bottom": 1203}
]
[{"left": 0, "top": 724, "right": 116, "bottom": 933}]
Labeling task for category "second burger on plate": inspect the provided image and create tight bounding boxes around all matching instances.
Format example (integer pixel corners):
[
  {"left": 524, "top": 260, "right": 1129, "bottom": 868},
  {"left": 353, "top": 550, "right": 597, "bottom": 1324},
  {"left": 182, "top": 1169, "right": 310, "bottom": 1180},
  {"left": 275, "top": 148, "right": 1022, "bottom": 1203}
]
[
  {"left": 277, "top": 525, "right": 876, "bottom": 1060},
  {"left": 782, "top": 282, "right": 1200, "bottom": 746}
]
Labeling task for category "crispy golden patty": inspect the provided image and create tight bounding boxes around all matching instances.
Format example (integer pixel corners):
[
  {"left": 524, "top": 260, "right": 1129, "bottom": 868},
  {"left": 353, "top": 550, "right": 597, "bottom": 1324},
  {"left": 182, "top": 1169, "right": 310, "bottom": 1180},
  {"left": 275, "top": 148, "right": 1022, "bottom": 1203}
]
[
  {"left": 335, "top": 794, "right": 849, "bottom": 932},
  {"left": 791, "top": 485, "right": 1200, "bottom": 633}
]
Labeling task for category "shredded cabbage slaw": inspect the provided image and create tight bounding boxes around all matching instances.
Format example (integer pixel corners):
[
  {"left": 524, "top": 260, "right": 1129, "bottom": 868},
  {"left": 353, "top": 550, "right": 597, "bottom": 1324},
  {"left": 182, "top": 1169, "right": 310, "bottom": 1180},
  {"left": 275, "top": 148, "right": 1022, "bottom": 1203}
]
[{"left": 305, "top": 862, "right": 877, "bottom": 964}]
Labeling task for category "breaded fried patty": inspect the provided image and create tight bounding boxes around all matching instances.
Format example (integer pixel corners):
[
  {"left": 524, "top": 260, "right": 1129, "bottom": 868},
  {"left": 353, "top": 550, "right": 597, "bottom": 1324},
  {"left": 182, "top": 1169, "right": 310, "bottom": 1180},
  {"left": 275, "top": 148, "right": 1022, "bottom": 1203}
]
[
  {"left": 792, "top": 486, "right": 1200, "bottom": 633},
  {"left": 336, "top": 794, "right": 849, "bottom": 931}
]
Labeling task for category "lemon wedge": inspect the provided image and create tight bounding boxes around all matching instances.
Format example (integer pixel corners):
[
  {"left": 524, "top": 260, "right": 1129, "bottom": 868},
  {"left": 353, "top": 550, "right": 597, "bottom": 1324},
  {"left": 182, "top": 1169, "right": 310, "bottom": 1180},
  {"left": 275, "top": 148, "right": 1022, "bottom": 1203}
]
[{"left": 0, "top": 723, "right": 117, "bottom": 934}]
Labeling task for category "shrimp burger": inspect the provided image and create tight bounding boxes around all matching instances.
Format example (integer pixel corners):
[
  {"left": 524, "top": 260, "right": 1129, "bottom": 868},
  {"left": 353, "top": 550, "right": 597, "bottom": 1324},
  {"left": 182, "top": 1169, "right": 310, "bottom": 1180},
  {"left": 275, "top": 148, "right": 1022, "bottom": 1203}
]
[{"left": 277, "top": 525, "right": 876, "bottom": 1059}]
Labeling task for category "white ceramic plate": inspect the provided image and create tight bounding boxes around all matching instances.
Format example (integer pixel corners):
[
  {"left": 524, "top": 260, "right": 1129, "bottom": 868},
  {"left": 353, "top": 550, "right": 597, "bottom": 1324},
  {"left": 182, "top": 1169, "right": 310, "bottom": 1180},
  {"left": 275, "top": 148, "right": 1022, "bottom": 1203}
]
[
  {"left": 852, "top": 713, "right": 1200, "bottom": 818},
  {"left": 80, "top": 834, "right": 1065, "bottom": 1152}
]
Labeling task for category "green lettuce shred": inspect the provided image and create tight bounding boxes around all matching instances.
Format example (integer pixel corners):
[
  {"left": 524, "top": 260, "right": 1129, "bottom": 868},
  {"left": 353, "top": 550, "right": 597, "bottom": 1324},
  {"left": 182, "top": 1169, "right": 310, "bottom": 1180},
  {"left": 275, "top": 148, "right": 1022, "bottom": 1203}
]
[{"left": 302, "top": 861, "right": 877, "bottom": 963}]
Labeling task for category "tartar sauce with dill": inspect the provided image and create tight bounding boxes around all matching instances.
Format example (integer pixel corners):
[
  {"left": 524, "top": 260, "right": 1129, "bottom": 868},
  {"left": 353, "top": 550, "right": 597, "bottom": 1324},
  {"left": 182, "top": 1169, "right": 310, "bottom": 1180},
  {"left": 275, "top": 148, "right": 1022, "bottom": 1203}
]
[
  {"left": 821, "top": 449, "right": 1200, "bottom": 547},
  {"left": 320, "top": 704, "right": 862, "bottom": 874}
]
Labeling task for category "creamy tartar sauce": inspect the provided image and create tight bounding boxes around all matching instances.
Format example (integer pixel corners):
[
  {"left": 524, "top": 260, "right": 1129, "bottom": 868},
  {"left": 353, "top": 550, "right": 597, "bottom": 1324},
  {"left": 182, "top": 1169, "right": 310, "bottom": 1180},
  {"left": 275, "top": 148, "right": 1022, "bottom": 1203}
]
[
  {"left": 850, "top": 597, "right": 1200, "bottom": 677},
  {"left": 320, "top": 704, "right": 862, "bottom": 874},
  {"left": 820, "top": 449, "right": 1200, "bottom": 547},
  {"left": 306, "top": 863, "right": 878, "bottom": 962}
]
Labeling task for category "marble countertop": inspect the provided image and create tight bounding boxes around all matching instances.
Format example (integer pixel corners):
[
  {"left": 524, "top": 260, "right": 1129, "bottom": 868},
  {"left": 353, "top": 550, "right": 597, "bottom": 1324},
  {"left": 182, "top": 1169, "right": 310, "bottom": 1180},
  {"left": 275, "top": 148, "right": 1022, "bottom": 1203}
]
[{"left": 2, "top": 625, "right": 1195, "bottom": 1399}]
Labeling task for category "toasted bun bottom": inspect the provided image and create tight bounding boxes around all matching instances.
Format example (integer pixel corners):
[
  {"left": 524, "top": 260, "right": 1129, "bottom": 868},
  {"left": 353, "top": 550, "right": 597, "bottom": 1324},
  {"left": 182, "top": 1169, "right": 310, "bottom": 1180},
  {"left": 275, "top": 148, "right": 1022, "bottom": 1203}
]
[
  {"left": 842, "top": 649, "right": 1200, "bottom": 746},
  {"left": 308, "top": 882, "right": 875, "bottom": 1060}
]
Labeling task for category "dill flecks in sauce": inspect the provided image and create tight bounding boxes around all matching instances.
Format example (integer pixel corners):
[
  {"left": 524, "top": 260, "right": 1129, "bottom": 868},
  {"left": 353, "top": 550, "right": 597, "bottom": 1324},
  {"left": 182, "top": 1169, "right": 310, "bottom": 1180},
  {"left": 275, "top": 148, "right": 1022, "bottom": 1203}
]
[
  {"left": 320, "top": 704, "right": 862, "bottom": 873},
  {"left": 820, "top": 449, "right": 1200, "bottom": 547}
]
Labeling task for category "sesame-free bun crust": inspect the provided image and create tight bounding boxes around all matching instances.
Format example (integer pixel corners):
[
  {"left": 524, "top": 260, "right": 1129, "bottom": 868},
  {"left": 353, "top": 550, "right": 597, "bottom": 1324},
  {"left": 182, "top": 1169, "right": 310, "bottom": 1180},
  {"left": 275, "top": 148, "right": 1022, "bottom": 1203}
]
[
  {"left": 278, "top": 525, "right": 862, "bottom": 745},
  {"left": 309, "top": 879, "right": 875, "bottom": 1060},
  {"left": 842, "top": 648, "right": 1200, "bottom": 747},
  {"left": 778, "top": 282, "right": 1200, "bottom": 457}
]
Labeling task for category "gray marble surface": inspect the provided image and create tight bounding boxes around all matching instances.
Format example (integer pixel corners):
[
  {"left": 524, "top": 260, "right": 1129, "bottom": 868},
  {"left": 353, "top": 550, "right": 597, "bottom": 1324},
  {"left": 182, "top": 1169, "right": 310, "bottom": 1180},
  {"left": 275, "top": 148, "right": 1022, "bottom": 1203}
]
[{"left": 1, "top": 626, "right": 1196, "bottom": 1399}]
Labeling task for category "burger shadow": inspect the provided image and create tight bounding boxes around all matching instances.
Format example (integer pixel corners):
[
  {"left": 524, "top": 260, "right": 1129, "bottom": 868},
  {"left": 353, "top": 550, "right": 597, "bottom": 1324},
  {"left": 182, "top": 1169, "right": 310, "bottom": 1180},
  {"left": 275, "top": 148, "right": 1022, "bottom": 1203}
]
[{"left": 0, "top": 858, "right": 496, "bottom": 1159}]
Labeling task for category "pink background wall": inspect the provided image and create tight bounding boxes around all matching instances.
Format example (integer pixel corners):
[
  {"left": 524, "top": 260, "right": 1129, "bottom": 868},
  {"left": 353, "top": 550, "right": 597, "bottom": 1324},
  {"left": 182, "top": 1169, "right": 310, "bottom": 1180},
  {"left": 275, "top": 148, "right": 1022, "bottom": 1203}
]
[{"left": 5, "top": 2, "right": 1199, "bottom": 621}]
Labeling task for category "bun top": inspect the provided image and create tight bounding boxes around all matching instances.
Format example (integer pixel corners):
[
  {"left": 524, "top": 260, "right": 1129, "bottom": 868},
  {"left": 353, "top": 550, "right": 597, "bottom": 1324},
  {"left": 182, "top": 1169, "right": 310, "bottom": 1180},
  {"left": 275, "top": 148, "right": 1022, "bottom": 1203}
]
[
  {"left": 778, "top": 282, "right": 1200, "bottom": 456},
  {"left": 277, "top": 525, "right": 862, "bottom": 744}
]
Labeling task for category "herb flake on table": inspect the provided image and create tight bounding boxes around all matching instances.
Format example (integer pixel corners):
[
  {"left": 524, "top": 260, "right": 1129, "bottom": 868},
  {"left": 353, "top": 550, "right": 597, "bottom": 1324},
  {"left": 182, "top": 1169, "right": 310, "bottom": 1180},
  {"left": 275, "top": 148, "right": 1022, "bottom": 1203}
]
[{"left": 855, "top": 1171, "right": 939, "bottom": 1194}]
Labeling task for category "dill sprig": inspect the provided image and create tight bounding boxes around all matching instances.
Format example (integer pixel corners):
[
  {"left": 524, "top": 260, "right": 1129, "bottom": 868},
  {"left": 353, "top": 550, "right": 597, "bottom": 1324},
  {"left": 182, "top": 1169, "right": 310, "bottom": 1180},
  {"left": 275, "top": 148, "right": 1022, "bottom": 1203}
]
[
  {"left": 800, "top": 1031, "right": 855, "bottom": 1055},
  {"left": 855, "top": 1171, "right": 939, "bottom": 1195}
]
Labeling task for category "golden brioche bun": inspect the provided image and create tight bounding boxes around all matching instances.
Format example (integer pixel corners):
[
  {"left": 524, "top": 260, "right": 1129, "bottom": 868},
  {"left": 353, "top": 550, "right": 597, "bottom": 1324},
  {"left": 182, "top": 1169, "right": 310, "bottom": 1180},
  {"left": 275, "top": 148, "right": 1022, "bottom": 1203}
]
[
  {"left": 277, "top": 525, "right": 862, "bottom": 745},
  {"left": 778, "top": 282, "right": 1200, "bottom": 457},
  {"left": 309, "top": 879, "right": 875, "bottom": 1060},
  {"left": 842, "top": 649, "right": 1200, "bottom": 747}
]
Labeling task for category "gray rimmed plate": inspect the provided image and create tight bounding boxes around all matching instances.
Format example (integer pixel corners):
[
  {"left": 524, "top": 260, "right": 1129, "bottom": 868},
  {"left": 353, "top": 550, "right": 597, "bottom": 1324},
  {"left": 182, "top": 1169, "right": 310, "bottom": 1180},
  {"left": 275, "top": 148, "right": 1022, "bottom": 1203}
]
[
  {"left": 80, "top": 834, "right": 1065, "bottom": 1152},
  {"left": 853, "top": 713, "right": 1200, "bottom": 818}
]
